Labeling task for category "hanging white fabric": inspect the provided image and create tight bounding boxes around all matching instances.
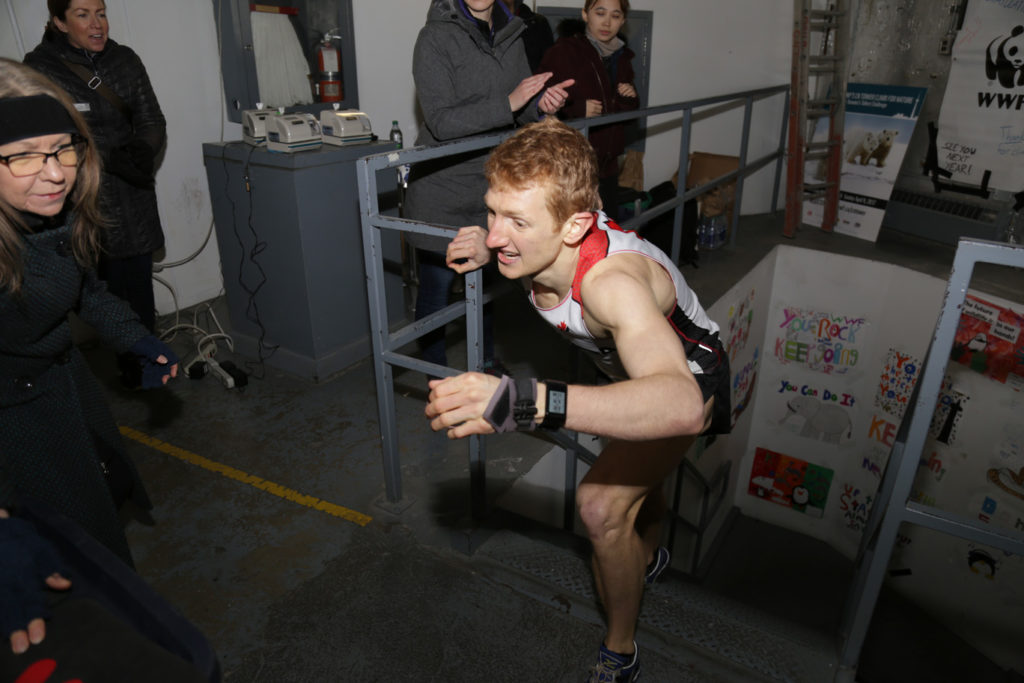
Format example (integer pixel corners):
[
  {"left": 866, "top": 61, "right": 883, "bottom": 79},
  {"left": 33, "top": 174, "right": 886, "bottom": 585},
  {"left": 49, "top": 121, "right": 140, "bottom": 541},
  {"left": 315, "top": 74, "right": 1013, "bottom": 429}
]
[{"left": 250, "top": 11, "right": 313, "bottom": 108}]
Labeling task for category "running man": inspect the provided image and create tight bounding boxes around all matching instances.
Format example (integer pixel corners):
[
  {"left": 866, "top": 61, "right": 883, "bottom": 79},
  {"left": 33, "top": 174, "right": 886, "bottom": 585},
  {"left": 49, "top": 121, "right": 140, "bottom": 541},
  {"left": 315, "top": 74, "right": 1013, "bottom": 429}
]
[{"left": 425, "top": 117, "right": 730, "bottom": 681}]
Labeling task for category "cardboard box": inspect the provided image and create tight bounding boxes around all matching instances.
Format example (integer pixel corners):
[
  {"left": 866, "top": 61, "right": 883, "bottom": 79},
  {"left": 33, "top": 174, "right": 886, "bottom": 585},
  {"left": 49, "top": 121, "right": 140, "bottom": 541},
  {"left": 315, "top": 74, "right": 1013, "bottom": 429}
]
[{"left": 677, "top": 152, "right": 739, "bottom": 222}]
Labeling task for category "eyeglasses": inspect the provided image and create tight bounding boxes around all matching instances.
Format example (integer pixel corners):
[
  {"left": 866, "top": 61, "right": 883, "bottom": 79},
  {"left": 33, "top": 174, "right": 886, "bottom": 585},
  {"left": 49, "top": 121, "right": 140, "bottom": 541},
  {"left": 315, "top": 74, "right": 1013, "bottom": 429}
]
[{"left": 0, "top": 141, "right": 83, "bottom": 177}]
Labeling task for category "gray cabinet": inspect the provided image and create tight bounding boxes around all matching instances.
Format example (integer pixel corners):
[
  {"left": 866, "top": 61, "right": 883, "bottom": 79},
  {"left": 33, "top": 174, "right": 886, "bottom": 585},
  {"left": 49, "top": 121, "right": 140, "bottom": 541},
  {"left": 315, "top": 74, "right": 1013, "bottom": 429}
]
[{"left": 202, "top": 141, "right": 405, "bottom": 381}]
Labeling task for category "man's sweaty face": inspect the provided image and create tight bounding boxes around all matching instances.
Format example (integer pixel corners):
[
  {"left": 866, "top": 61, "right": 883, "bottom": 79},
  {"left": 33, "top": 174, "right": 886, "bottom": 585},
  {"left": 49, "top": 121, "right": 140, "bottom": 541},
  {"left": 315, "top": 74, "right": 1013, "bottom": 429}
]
[{"left": 484, "top": 183, "right": 563, "bottom": 280}]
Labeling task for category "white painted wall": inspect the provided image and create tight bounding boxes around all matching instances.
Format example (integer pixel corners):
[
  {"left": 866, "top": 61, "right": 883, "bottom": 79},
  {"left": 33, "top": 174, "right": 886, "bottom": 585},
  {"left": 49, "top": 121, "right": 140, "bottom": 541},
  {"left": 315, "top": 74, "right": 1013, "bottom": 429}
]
[{"left": 2, "top": 0, "right": 792, "bottom": 313}]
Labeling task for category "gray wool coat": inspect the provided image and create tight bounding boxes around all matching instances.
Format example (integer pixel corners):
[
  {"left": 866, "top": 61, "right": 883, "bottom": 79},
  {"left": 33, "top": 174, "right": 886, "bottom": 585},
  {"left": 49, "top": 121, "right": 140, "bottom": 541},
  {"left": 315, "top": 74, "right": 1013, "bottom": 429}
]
[
  {"left": 0, "top": 217, "right": 153, "bottom": 565},
  {"left": 404, "top": 0, "right": 539, "bottom": 252}
]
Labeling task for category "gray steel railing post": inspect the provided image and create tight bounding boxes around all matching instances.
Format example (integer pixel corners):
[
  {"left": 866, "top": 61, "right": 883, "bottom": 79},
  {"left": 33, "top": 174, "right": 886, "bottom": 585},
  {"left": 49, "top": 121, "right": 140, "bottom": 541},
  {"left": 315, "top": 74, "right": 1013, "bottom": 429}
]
[
  {"left": 465, "top": 266, "right": 486, "bottom": 517},
  {"left": 772, "top": 90, "right": 790, "bottom": 214},
  {"left": 356, "top": 158, "right": 403, "bottom": 505},
  {"left": 731, "top": 96, "right": 754, "bottom": 247},
  {"left": 672, "top": 106, "right": 693, "bottom": 264}
]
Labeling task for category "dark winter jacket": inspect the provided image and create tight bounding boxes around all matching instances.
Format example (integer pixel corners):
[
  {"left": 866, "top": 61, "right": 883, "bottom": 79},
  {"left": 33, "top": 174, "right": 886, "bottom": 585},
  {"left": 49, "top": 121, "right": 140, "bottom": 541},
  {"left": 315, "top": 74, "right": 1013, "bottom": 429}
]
[
  {"left": 538, "top": 31, "right": 638, "bottom": 179},
  {"left": 512, "top": 1, "right": 555, "bottom": 73},
  {"left": 25, "top": 33, "right": 166, "bottom": 259},
  {"left": 405, "top": 0, "right": 538, "bottom": 252},
  {"left": 0, "top": 215, "right": 153, "bottom": 565}
]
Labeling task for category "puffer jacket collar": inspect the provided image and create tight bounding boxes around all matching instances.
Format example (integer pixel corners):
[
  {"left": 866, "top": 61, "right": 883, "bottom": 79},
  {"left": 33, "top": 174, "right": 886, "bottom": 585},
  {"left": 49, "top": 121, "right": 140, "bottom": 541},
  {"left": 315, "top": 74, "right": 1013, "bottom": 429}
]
[
  {"left": 39, "top": 28, "right": 117, "bottom": 70},
  {"left": 426, "top": 0, "right": 523, "bottom": 56}
]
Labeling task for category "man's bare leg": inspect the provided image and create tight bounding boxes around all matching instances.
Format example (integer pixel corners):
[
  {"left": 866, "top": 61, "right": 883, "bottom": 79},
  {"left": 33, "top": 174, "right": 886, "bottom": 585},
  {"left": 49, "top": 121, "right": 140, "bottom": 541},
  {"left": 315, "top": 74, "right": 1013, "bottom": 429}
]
[
  {"left": 635, "top": 484, "right": 668, "bottom": 567},
  {"left": 577, "top": 435, "right": 694, "bottom": 654}
]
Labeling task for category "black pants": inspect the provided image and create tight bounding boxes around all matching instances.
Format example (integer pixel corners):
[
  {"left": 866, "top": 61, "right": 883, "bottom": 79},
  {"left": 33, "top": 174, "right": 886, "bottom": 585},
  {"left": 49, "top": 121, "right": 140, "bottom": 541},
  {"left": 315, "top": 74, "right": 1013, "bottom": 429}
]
[
  {"left": 98, "top": 252, "right": 156, "bottom": 332},
  {"left": 414, "top": 249, "right": 495, "bottom": 369}
]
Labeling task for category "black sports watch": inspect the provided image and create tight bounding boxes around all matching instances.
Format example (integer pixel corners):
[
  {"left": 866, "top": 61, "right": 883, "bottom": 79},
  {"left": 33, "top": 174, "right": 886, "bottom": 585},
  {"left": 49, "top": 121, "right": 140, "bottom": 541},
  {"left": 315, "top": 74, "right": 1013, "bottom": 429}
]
[{"left": 540, "top": 380, "right": 567, "bottom": 430}]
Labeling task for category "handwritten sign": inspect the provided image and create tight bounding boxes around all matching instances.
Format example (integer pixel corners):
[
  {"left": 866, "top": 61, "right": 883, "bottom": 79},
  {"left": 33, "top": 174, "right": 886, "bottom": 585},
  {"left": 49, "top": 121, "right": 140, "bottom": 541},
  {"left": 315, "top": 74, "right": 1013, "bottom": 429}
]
[
  {"left": 773, "top": 305, "right": 868, "bottom": 375},
  {"left": 875, "top": 348, "right": 920, "bottom": 419},
  {"left": 951, "top": 294, "right": 1024, "bottom": 390}
]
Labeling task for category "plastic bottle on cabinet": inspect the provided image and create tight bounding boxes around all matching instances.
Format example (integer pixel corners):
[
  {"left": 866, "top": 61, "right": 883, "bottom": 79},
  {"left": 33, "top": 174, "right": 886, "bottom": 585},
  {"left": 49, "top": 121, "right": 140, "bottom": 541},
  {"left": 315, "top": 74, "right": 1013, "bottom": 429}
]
[{"left": 389, "top": 121, "right": 409, "bottom": 188}]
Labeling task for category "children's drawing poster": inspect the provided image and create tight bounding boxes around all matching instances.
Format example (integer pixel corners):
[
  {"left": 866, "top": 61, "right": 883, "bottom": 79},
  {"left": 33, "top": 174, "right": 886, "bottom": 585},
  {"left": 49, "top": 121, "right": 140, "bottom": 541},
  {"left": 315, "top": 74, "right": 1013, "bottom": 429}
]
[
  {"left": 875, "top": 348, "right": 921, "bottom": 420},
  {"left": 773, "top": 304, "right": 867, "bottom": 376},
  {"left": 936, "top": 2, "right": 1024, "bottom": 191},
  {"left": 950, "top": 294, "right": 1024, "bottom": 391},
  {"left": 748, "top": 447, "right": 834, "bottom": 517},
  {"left": 803, "top": 83, "right": 927, "bottom": 242}
]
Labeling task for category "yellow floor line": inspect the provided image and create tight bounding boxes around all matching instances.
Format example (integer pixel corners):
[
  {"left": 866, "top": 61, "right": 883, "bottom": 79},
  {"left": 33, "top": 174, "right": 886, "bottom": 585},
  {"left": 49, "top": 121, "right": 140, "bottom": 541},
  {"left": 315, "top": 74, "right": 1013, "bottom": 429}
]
[{"left": 119, "top": 426, "right": 372, "bottom": 527}]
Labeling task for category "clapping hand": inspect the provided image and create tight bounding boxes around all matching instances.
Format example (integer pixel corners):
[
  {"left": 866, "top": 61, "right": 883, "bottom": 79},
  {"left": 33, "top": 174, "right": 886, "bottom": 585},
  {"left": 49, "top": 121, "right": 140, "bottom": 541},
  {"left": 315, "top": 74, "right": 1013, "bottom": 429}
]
[
  {"left": 509, "top": 72, "right": 554, "bottom": 112},
  {"left": 539, "top": 79, "right": 574, "bottom": 115}
]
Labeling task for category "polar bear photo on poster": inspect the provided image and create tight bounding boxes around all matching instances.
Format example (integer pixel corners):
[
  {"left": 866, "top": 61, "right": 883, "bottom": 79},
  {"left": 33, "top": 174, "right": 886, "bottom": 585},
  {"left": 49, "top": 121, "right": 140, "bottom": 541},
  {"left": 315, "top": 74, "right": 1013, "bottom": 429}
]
[
  {"left": 844, "top": 130, "right": 878, "bottom": 165},
  {"left": 844, "top": 128, "right": 898, "bottom": 167}
]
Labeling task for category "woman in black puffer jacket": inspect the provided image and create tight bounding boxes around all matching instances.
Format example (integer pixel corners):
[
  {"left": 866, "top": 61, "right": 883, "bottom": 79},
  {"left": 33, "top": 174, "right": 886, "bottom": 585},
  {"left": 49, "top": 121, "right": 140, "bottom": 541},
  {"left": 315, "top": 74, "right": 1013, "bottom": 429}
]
[{"left": 24, "top": 0, "right": 166, "bottom": 352}]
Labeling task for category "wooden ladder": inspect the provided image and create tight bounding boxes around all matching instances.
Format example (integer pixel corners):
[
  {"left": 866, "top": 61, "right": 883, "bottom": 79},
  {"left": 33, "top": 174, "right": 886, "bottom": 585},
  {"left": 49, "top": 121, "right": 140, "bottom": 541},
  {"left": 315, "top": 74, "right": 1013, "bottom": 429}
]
[{"left": 784, "top": 0, "right": 851, "bottom": 237}]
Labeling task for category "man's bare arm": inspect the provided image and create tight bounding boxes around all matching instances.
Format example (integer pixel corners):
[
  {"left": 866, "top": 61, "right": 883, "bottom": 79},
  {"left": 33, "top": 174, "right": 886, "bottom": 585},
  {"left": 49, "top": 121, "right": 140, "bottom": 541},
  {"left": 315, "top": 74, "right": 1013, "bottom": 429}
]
[
  {"left": 425, "top": 258, "right": 709, "bottom": 441},
  {"left": 550, "top": 263, "right": 708, "bottom": 440}
]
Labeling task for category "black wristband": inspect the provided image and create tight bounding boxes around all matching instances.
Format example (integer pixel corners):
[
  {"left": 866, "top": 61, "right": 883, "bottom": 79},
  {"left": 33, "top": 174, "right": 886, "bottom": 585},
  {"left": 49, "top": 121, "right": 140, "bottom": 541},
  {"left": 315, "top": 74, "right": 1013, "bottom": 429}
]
[
  {"left": 540, "top": 380, "right": 567, "bottom": 430},
  {"left": 512, "top": 377, "right": 538, "bottom": 431}
]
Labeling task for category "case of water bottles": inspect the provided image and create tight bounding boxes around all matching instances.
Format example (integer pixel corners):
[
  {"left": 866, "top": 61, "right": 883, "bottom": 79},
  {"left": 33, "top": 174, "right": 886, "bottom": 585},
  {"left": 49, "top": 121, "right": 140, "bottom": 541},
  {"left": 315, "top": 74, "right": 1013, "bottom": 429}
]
[{"left": 698, "top": 212, "right": 728, "bottom": 250}]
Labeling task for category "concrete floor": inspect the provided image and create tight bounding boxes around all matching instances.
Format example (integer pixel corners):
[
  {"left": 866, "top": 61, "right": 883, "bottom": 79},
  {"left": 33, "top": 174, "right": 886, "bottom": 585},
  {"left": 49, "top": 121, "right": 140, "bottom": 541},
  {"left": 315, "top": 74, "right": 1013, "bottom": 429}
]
[{"left": 88, "top": 212, "right": 1024, "bottom": 682}]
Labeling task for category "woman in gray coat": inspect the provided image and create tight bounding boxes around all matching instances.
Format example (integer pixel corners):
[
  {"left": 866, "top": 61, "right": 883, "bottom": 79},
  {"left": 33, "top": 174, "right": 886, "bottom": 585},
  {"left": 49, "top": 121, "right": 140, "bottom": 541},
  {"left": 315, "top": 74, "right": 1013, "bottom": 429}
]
[{"left": 405, "top": 0, "right": 571, "bottom": 370}]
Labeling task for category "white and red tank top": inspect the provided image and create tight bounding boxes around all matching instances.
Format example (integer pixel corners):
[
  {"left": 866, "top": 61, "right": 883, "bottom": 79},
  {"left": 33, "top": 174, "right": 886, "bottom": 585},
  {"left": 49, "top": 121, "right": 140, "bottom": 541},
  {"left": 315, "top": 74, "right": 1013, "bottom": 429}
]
[{"left": 529, "top": 212, "right": 723, "bottom": 380}]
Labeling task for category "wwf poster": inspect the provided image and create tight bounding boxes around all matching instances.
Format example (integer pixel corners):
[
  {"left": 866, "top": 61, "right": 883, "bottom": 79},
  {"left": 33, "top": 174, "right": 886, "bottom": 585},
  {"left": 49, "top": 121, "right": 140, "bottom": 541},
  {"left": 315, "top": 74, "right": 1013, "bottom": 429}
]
[
  {"left": 803, "top": 83, "right": 927, "bottom": 242},
  {"left": 936, "top": 1, "right": 1024, "bottom": 191}
]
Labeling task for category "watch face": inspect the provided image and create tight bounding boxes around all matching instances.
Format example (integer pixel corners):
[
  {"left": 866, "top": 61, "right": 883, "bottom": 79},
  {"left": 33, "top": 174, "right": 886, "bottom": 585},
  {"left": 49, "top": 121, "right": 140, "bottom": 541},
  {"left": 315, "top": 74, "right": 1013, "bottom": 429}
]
[{"left": 549, "top": 390, "right": 566, "bottom": 415}]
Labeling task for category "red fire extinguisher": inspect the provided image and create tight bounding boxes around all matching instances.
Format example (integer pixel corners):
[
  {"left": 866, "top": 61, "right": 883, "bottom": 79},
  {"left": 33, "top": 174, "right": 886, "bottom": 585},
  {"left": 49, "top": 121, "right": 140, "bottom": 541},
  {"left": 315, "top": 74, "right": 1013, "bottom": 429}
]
[{"left": 315, "top": 31, "right": 343, "bottom": 103}]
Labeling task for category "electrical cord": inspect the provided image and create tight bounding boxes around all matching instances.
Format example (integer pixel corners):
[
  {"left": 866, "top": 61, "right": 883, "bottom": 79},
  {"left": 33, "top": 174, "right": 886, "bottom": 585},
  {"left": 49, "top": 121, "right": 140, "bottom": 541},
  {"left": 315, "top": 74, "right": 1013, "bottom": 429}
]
[
  {"left": 152, "top": 218, "right": 216, "bottom": 271},
  {"left": 221, "top": 144, "right": 278, "bottom": 380},
  {"left": 153, "top": 277, "right": 241, "bottom": 388}
]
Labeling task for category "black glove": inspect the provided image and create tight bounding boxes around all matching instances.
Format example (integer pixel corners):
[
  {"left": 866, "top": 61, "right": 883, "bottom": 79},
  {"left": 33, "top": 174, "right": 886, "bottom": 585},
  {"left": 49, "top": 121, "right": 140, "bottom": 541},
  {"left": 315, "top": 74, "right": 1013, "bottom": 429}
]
[
  {"left": 128, "top": 335, "right": 179, "bottom": 389},
  {"left": 0, "top": 517, "right": 68, "bottom": 640},
  {"left": 105, "top": 140, "right": 155, "bottom": 189}
]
